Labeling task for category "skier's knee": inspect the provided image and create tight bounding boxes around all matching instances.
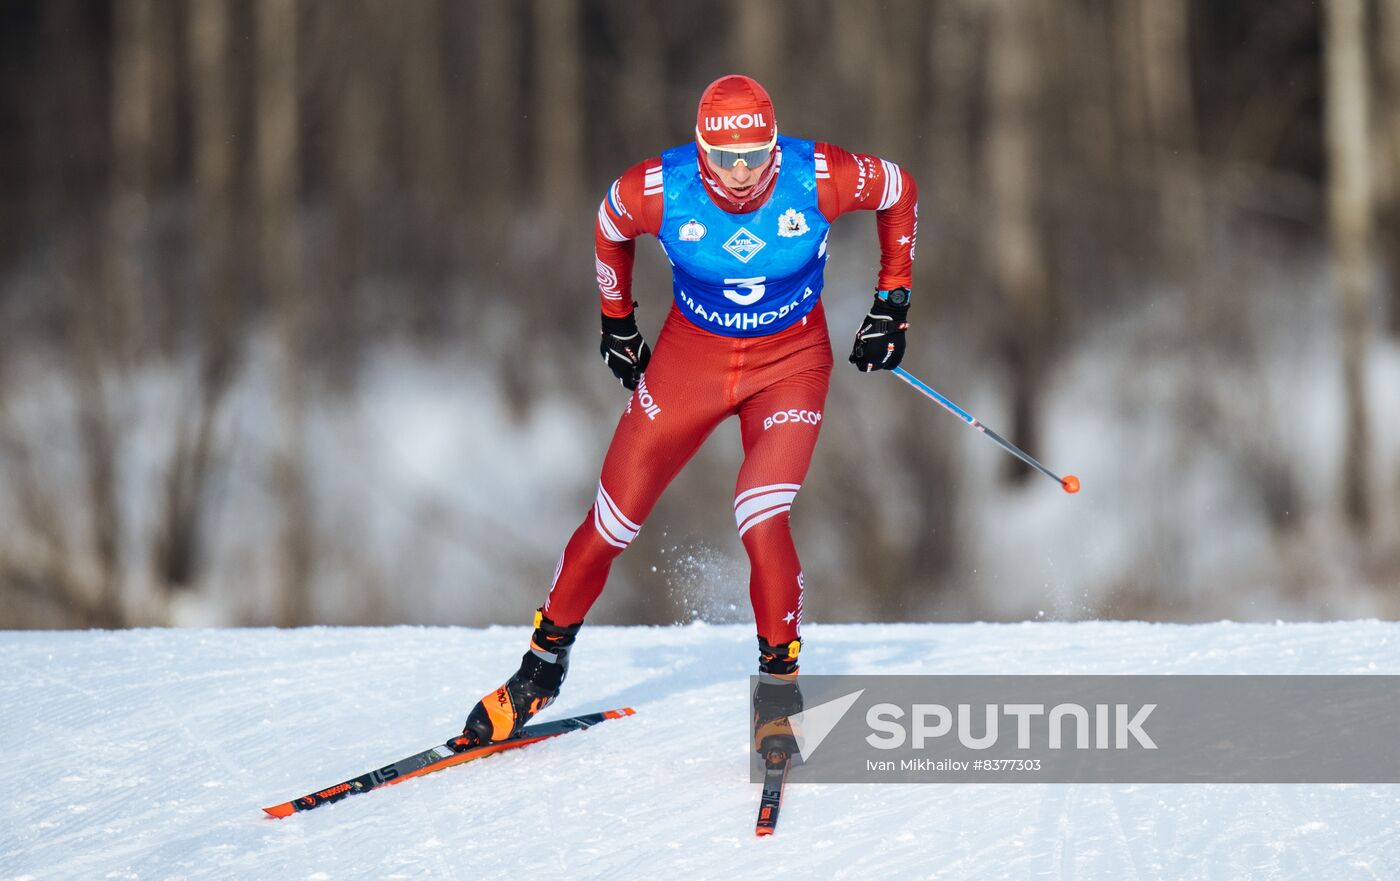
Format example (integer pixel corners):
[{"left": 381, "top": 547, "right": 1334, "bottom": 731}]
[
  {"left": 591, "top": 481, "right": 641, "bottom": 550},
  {"left": 734, "top": 482, "right": 800, "bottom": 539}
]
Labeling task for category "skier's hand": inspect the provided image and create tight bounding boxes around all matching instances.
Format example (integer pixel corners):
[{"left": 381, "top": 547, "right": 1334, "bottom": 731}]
[
  {"left": 600, "top": 309, "right": 652, "bottom": 391},
  {"left": 848, "top": 289, "right": 910, "bottom": 372}
]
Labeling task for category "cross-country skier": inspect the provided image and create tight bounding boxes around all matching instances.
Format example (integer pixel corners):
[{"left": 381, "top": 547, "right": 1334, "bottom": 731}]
[{"left": 455, "top": 74, "right": 916, "bottom": 755}]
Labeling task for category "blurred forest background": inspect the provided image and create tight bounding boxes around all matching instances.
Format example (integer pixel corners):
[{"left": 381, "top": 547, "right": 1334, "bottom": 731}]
[{"left": 1, "top": 0, "right": 1397, "bottom": 630}]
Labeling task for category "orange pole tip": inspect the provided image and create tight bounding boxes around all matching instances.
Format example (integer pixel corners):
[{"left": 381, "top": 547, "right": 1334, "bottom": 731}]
[{"left": 1061, "top": 475, "right": 1080, "bottom": 494}]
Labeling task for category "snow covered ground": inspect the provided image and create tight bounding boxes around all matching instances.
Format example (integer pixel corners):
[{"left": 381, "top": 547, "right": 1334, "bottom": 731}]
[{"left": 4, "top": 621, "right": 1399, "bottom": 880}]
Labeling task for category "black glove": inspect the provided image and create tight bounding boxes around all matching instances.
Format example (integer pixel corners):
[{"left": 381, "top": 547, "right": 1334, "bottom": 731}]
[
  {"left": 848, "top": 288, "right": 910, "bottom": 372},
  {"left": 600, "top": 309, "right": 652, "bottom": 390}
]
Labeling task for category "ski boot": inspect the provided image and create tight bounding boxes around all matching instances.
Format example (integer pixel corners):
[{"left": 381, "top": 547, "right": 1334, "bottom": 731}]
[
  {"left": 752, "top": 636, "right": 803, "bottom": 760},
  {"left": 449, "top": 610, "right": 582, "bottom": 752}
]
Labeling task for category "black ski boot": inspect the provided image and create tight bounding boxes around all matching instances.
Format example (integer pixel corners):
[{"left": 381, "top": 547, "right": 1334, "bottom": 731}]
[
  {"left": 450, "top": 610, "right": 582, "bottom": 751},
  {"left": 752, "top": 636, "right": 803, "bottom": 758}
]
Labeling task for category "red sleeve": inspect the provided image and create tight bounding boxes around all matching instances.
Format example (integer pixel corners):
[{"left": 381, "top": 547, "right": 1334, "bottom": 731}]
[
  {"left": 594, "top": 158, "right": 665, "bottom": 318},
  {"left": 815, "top": 143, "right": 918, "bottom": 292}
]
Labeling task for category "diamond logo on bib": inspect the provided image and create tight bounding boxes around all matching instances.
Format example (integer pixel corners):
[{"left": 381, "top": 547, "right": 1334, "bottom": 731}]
[{"left": 722, "top": 227, "right": 766, "bottom": 264}]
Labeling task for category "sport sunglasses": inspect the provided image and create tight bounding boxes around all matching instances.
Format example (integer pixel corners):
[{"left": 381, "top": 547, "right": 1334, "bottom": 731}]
[{"left": 695, "top": 129, "right": 779, "bottom": 170}]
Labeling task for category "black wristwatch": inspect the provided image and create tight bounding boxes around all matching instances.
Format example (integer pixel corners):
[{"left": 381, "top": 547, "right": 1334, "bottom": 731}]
[{"left": 877, "top": 287, "right": 910, "bottom": 307}]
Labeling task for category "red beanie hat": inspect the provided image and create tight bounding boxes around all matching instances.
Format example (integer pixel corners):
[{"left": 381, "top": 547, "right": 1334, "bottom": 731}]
[{"left": 696, "top": 75, "right": 777, "bottom": 145}]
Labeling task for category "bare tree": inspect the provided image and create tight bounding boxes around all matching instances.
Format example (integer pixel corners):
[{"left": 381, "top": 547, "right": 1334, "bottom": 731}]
[
  {"left": 1135, "top": 0, "right": 1207, "bottom": 315},
  {"left": 470, "top": 0, "right": 522, "bottom": 263},
  {"left": 871, "top": 0, "right": 923, "bottom": 160},
  {"left": 829, "top": 0, "right": 876, "bottom": 145},
  {"left": 400, "top": 0, "right": 458, "bottom": 341},
  {"left": 607, "top": 1, "right": 665, "bottom": 153},
  {"left": 148, "top": 0, "right": 216, "bottom": 596},
  {"left": 1380, "top": 0, "right": 1400, "bottom": 337},
  {"left": 985, "top": 0, "right": 1049, "bottom": 484},
  {"left": 107, "top": 0, "right": 155, "bottom": 361},
  {"left": 31, "top": 0, "right": 127, "bottom": 627},
  {"left": 257, "top": 0, "right": 313, "bottom": 625},
  {"left": 152, "top": 0, "right": 241, "bottom": 611},
  {"left": 517, "top": 0, "right": 589, "bottom": 413},
  {"left": 1323, "top": 0, "right": 1375, "bottom": 531},
  {"left": 147, "top": 0, "right": 182, "bottom": 356},
  {"left": 533, "top": 0, "right": 585, "bottom": 232},
  {"left": 313, "top": 0, "right": 387, "bottom": 383},
  {"left": 735, "top": 0, "right": 784, "bottom": 98},
  {"left": 925, "top": 0, "right": 982, "bottom": 313},
  {"left": 188, "top": 0, "right": 239, "bottom": 405}
]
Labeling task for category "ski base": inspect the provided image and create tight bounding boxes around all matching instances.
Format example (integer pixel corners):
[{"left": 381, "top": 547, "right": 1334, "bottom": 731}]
[
  {"left": 755, "top": 749, "right": 791, "bottom": 836},
  {"left": 263, "top": 707, "right": 635, "bottom": 818}
]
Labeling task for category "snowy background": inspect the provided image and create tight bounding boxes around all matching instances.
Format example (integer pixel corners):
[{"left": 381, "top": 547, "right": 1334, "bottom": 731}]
[
  {"left": 6, "top": 4, "right": 1399, "bottom": 877},
  {"left": 3, "top": 249, "right": 1397, "bottom": 630},
  {"left": 4, "top": 622, "right": 1399, "bottom": 879},
  {"left": 1, "top": 1, "right": 1398, "bottom": 631}
]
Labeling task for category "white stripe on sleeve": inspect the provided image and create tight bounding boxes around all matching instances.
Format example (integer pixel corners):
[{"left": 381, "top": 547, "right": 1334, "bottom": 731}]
[
  {"left": 597, "top": 202, "right": 627, "bottom": 242},
  {"left": 878, "top": 159, "right": 903, "bottom": 210}
]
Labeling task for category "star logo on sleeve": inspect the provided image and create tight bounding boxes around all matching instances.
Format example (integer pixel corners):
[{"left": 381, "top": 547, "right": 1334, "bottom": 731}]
[{"left": 897, "top": 235, "right": 912, "bottom": 246}]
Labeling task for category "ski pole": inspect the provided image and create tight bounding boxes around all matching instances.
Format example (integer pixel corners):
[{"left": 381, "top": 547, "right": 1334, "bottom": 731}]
[{"left": 891, "top": 366, "right": 1080, "bottom": 494}]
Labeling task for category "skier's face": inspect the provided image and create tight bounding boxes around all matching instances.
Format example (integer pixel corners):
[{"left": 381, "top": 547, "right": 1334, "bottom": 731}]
[{"left": 705, "top": 141, "right": 773, "bottom": 195}]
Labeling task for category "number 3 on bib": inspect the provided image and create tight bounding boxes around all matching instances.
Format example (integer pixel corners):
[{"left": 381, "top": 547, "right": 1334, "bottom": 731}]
[{"left": 723, "top": 276, "right": 767, "bottom": 306}]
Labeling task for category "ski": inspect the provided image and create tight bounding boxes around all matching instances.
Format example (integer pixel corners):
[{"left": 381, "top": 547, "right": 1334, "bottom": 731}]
[
  {"left": 754, "top": 748, "right": 791, "bottom": 836},
  {"left": 263, "top": 707, "right": 635, "bottom": 818}
]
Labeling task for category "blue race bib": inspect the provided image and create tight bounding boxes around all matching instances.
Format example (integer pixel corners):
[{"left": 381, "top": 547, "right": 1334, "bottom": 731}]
[{"left": 657, "top": 136, "right": 831, "bottom": 337}]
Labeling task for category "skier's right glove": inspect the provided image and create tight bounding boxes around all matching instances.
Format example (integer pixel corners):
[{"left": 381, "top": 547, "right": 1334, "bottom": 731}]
[
  {"left": 848, "top": 288, "right": 910, "bottom": 372},
  {"left": 600, "top": 309, "right": 652, "bottom": 391}
]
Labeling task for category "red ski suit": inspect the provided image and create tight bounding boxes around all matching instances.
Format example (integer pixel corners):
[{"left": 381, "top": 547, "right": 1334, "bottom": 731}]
[{"left": 543, "top": 143, "right": 917, "bottom": 645}]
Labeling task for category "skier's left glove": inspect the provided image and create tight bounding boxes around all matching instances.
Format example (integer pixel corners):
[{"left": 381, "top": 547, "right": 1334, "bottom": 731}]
[
  {"left": 600, "top": 309, "right": 652, "bottom": 391},
  {"left": 848, "top": 288, "right": 910, "bottom": 372}
]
